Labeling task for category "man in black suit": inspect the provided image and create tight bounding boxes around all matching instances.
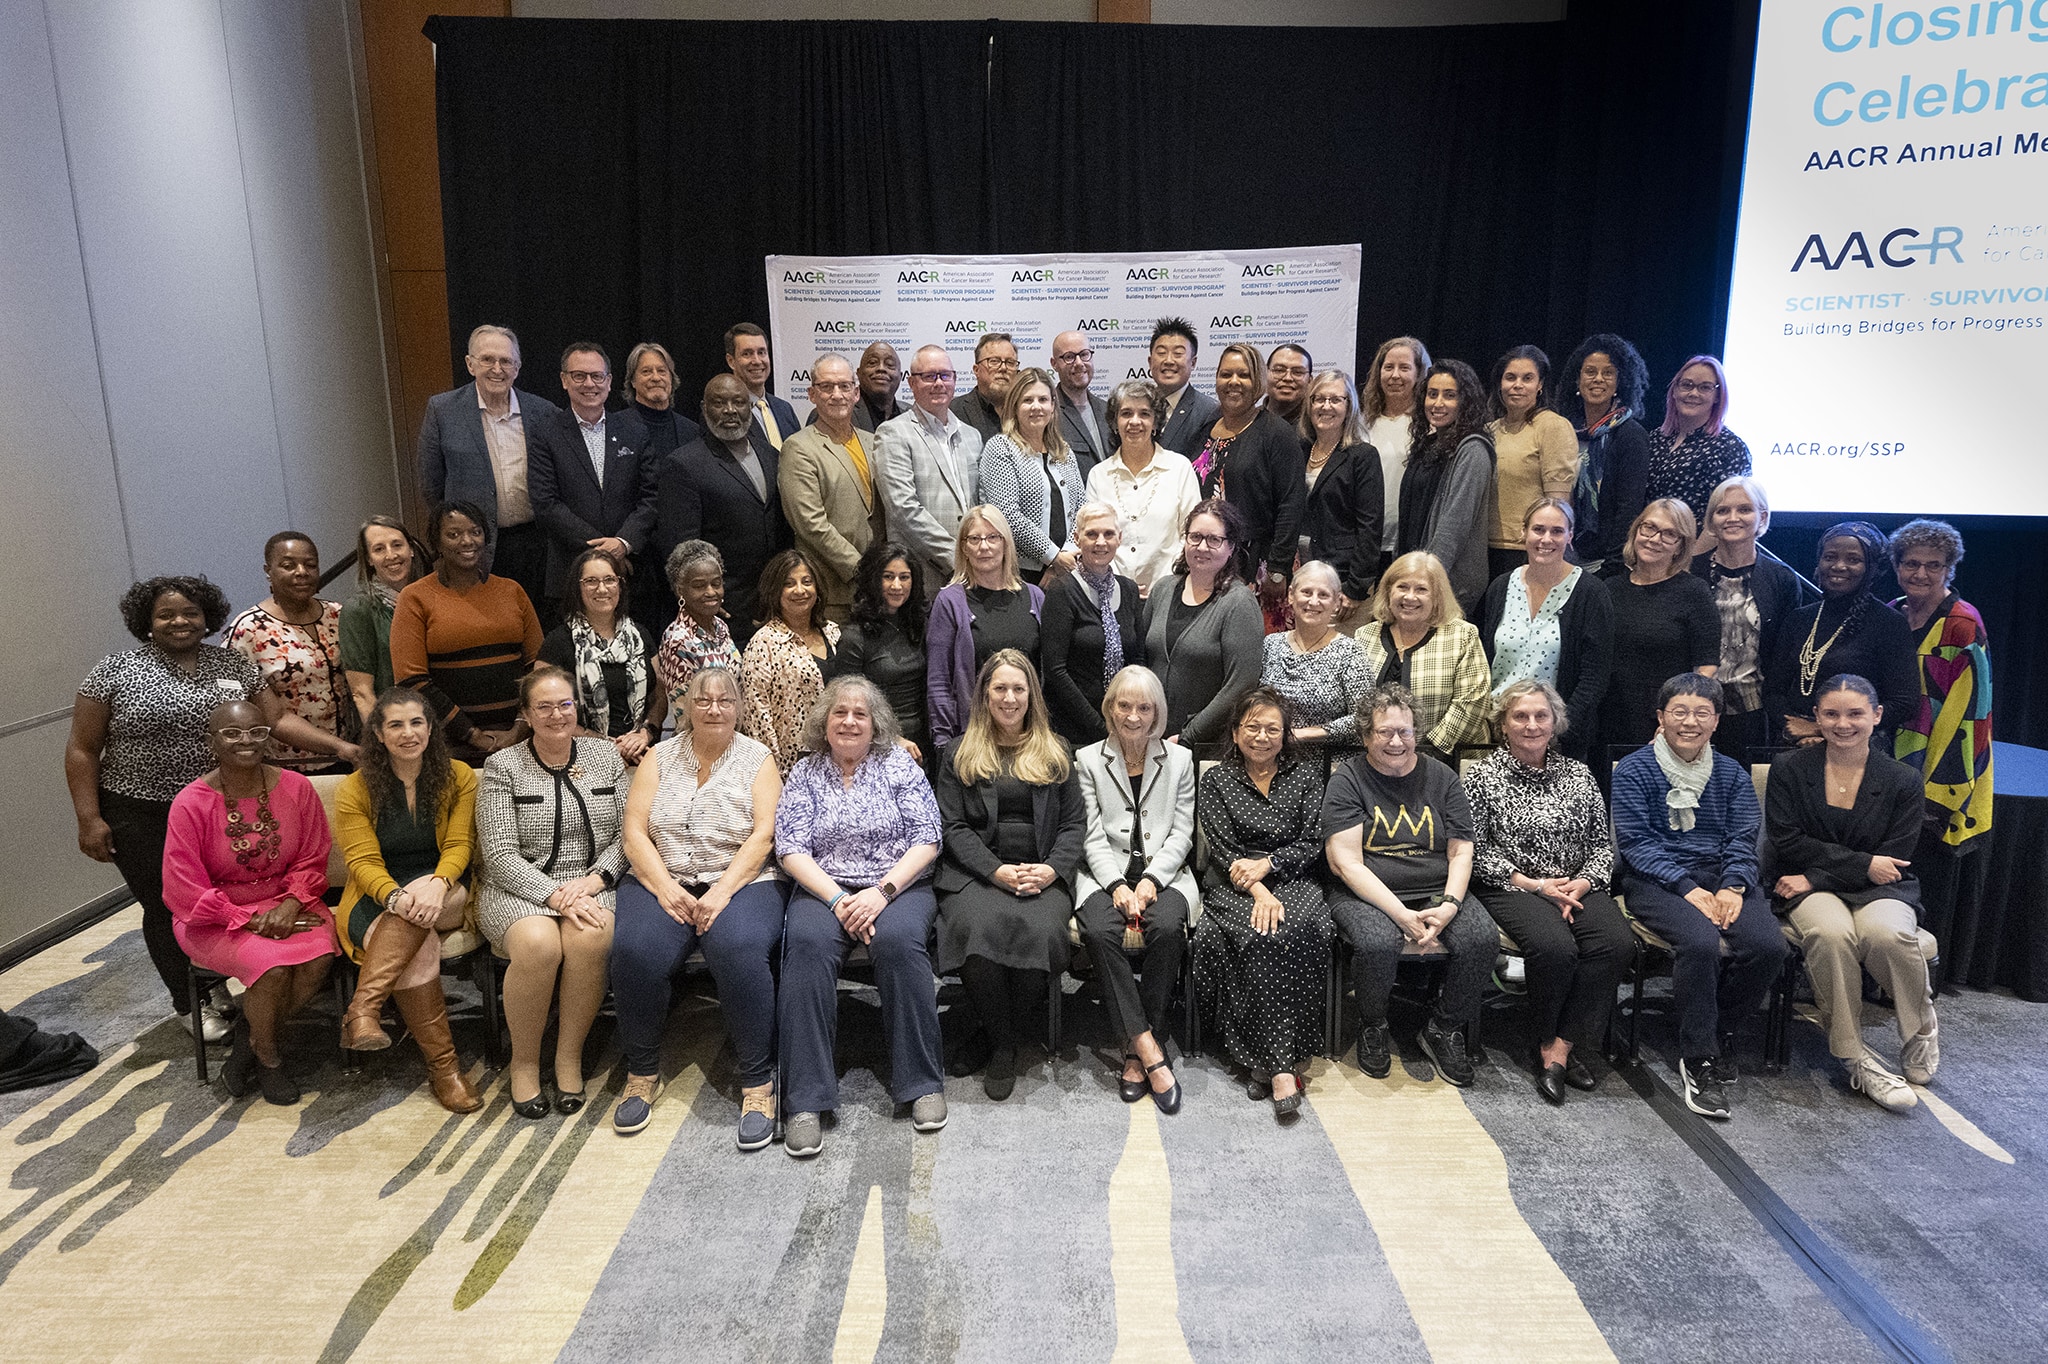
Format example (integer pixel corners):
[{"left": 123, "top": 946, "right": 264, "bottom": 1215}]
[
  {"left": 803, "top": 341, "right": 905, "bottom": 434},
  {"left": 1149, "top": 316, "right": 1221, "bottom": 455},
  {"left": 656, "top": 373, "right": 791, "bottom": 646},
  {"left": 527, "top": 342, "right": 662, "bottom": 631},
  {"left": 726, "top": 322, "right": 799, "bottom": 452},
  {"left": 417, "top": 323, "right": 560, "bottom": 608},
  {"left": 1049, "top": 329, "right": 1110, "bottom": 478},
  {"left": 949, "top": 332, "right": 1016, "bottom": 441},
  {"left": 614, "top": 340, "right": 702, "bottom": 458}
]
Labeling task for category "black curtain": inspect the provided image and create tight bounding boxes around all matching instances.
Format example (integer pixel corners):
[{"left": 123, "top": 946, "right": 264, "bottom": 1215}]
[{"left": 427, "top": 2, "right": 2048, "bottom": 748}]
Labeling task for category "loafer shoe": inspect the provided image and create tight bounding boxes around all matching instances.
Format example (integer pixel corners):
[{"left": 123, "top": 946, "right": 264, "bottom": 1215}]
[
  {"left": 1536, "top": 1062, "right": 1567, "bottom": 1106},
  {"left": 613, "top": 1075, "right": 660, "bottom": 1135},
  {"left": 737, "top": 1087, "right": 775, "bottom": 1150},
  {"left": 1562, "top": 1052, "right": 1598, "bottom": 1091}
]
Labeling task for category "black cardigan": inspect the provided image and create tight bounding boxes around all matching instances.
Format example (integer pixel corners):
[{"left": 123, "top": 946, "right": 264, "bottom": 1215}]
[
  {"left": 1299, "top": 438, "right": 1384, "bottom": 599},
  {"left": 1038, "top": 569, "right": 1146, "bottom": 748},
  {"left": 1690, "top": 550, "right": 1812, "bottom": 711},
  {"left": 1572, "top": 416, "right": 1651, "bottom": 564},
  {"left": 1194, "top": 408, "right": 1307, "bottom": 579},
  {"left": 1761, "top": 594, "right": 1919, "bottom": 750},
  {"left": 932, "top": 745, "right": 1087, "bottom": 895},
  {"left": 1478, "top": 569, "right": 1614, "bottom": 761},
  {"left": 1762, "top": 742, "right": 1924, "bottom": 917}
]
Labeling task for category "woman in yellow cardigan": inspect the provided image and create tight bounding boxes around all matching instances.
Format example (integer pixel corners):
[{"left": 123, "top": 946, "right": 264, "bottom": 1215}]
[{"left": 333, "top": 689, "right": 482, "bottom": 1112}]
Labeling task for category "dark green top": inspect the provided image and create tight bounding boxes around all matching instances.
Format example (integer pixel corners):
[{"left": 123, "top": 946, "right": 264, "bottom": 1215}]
[
  {"left": 377, "top": 795, "right": 442, "bottom": 889},
  {"left": 339, "top": 591, "right": 397, "bottom": 697}
]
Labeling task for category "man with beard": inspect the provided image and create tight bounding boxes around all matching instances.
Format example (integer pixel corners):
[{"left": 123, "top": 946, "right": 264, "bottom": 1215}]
[
  {"left": 949, "top": 332, "right": 1018, "bottom": 441},
  {"left": 1050, "top": 328, "right": 1110, "bottom": 474},
  {"left": 779, "top": 355, "right": 886, "bottom": 621},
  {"left": 655, "top": 373, "right": 791, "bottom": 644}
]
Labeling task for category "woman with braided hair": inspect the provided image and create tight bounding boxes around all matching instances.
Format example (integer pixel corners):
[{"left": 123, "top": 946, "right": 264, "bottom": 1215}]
[{"left": 1763, "top": 522, "right": 1919, "bottom": 753}]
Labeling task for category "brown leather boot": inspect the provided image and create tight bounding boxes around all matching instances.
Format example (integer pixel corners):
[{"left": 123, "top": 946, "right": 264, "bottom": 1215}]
[
  {"left": 393, "top": 982, "right": 482, "bottom": 1113},
  {"left": 342, "top": 915, "right": 433, "bottom": 1051}
]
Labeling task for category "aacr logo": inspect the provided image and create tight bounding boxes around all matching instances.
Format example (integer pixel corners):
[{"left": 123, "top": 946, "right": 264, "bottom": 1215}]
[
  {"left": 789, "top": 369, "right": 813, "bottom": 384},
  {"left": 943, "top": 320, "right": 989, "bottom": 333},
  {"left": 813, "top": 320, "right": 858, "bottom": 333},
  {"left": 1242, "top": 263, "right": 1286, "bottom": 276},
  {"left": 898, "top": 270, "right": 940, "bottom": 283},
  {"left": 1077, "top": 318, "right": 1120, "bottom": 330},
  {"left": 1212, "top": 315, "right": 1252, "bottom": 328},
  {"left": 1013, "top": 269, "right": 1054, "bottom": 282},
  {"left": 1127, "top": 267, "right": 1170, "bottom": 280},
  {"left": 783, "top": 270, "right": 827, "bottom": 283}
]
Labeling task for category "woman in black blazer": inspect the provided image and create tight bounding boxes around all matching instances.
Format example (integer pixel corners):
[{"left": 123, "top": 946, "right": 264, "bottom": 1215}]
[
  {"left": 1188, "top": 343, "right": 1308, "bottom": 611},
  {"left": 1296, "top": 370, "right": 1384, "bottom": 602},
  {"left": 1040, "top": 502, "right": 1146, "bottom": 748},
  {"left": 935, "top": 650, "right": 1087, "bottom": 1101},
  {"left": 1764, "top": 673, "right": 1937, "bottom": 1111},
  {"left": 1762, "top": 522, "right": 1918, "bottom": 752},
  {"left": 1691, "top": 476, "right": 1811, "bottom": 761},
  {"left": 1478, "top": 498, "right": 1614, "bottom": 761}
]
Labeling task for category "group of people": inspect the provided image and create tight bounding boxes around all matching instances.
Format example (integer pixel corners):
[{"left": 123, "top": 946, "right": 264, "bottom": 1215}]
[{"left": 61, "top": 316, "right": 1992, "bottom": 1140}]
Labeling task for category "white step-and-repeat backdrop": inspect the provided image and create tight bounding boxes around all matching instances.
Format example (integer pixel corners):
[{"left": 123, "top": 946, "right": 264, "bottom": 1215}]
[{"left": 765, "top": 245, "right": 1362, "bottom": 421}]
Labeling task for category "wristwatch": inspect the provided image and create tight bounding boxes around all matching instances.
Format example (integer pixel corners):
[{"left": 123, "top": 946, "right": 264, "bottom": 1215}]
[{"left": 879, "top": 881, "right": 899, "bottom": 902}]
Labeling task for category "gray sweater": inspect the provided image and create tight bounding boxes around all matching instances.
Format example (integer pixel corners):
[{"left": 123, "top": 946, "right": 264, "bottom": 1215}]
[
  {"left": 1141, "top": 577, "right": 1264, "bottom": 758},
  {"left": 1416, "top": 433, "right": 1496, "bottom": 615}
]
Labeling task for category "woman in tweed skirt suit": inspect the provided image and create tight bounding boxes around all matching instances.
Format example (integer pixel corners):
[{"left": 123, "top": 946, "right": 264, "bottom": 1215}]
[{"left": 478, "top": 666, "right": 628, "bottom": 1118}]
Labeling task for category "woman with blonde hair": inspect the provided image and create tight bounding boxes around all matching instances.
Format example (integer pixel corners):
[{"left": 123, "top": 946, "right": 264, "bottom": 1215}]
[
  {"left": 935, "top": 650, "right": 1086, "bottom": 1100},
  {"left": 926, "top": 506, "right": 1045, "bottom": 749},
  {"left": 1357, "top": 550, "right": 1491, "bottom": 764},
  {"left": 1597, "top": 498, "right": 1720, "bottom": 758},
  {"left": 979, "top": 367, "right": 1089, "bottom": 584},
  {"left": 1691, "top": 476, "right": 1807, "bottom": 761}
]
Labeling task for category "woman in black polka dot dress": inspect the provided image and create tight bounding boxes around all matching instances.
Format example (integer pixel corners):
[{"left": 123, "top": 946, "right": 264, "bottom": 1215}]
[{"left": 1192, "top": 687, "right": 1332, "bottom": 1116}]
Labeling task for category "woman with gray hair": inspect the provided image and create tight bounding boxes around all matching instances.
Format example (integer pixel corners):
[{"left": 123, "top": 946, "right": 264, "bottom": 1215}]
[
  {"left": 1074, "top": 666, "right": 1193, "bottom": 1111},
  {"left": 654, "top": 539, "right": 738, "bottom": 697},
  {"left": 1262, "top": 560, "right": 1371, "bottom": 753},
  {"left": 1295, "top": 370, "right": 1384, "bottom": 602},
  {"left": 1463, "top": 679, "right": 1632, "bottom": 1103},
  {"left": 774, "top": 674, "right": 947, "bottom": 1156},
  {"left": 1690, "top": 476, "right": 1809, "bottom": 761},
  {"left": 1041, "top": 501, "right": 1147, "bottom": 746},
  {"left": 611, "top": 666, "right": 786, "bottom": 1141},
  {"left": 1086, "top": 378, "right": 1201, "bottom": 593}
]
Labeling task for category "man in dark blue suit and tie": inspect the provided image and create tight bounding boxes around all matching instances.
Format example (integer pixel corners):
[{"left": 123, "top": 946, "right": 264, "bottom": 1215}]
[
  {"left": 417, "top": 324, "right": 560, "bottom": 611},
  {"left": 726, "top": 322, "right": 799, "bottom": 455},
  {"left": 527, "top": 342, "right": 663, "bottom": 632}
]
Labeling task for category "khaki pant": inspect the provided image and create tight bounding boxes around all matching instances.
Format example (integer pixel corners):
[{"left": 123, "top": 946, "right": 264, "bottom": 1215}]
[{"left": 1787, "top": 893, "right": 1936, "bottom": 1061}]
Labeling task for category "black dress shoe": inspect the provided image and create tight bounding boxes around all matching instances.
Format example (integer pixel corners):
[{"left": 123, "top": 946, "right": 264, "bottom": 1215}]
[
  {"left": 1145, "top": 1058, "right": 1182, "bottom": 1116},
  {"left": 555, "top": 1088, "right": 586, "bottom": 1116},
  {"left": 220, "top": 1019, "right": 257, "bottom": 1098},
  {"left": 511, "top": 1089, "right": 551, "bottom": 1120},
  {"left": 1246, "top": 1075, "right": 1273, "bottom": 1101},
  {"left": 1536, "top": 1062, "right": 1568, "bottom": 1106},
  {"left": 984, "top": 1045, "right": 1017, "bottom": 1101},
  {"left": 1562, "top": 1053, "right": 1598, "bottom": 1091},
  {"left": 1118, "top": 1054, "right": 1146, "bottom": 1104}
]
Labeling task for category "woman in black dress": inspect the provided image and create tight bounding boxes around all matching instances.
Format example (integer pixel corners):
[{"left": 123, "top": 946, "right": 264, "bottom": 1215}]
[
  {"left": 835, "top": 540, "right": 931, "bottom": 764},
  {"left": 1763, "top": 521, "right": 1919, "bottom": 752},
  {"left": 1691, "top": 476, "right": 1809, "bottom": 761},
  {"left": 539, "top": 547, "right": 667, "bottom": 766},
  {"left": 1597, "top": 499, "right": 1720, "bottom": 761},
  {"left": 1192, "top": 687, "right": 1331, "bottom": 1118},
  {"left": 935, "top": 650, "right": 1086, "bottom": 1100},
  {"left": 1041, "top": 502, "right": 1145, "bottom": 748}
]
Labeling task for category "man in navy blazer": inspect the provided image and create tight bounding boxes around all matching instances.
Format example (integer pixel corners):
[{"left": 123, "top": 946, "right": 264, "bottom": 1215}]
[
  {"left": 725, "top": 322, "right": 799, "bottom": 453},
  {"left": 1149, "top": 316, "right": 1221, "bottom": 456},
  {"left": 417, "top": 323, "right": 560, "bottom": 609},
  {"left": 656, "top": 373, "right": 792, "bottom": 646},
  {"left": 527, "top": 341, "right": 662, "bottom": 630}
]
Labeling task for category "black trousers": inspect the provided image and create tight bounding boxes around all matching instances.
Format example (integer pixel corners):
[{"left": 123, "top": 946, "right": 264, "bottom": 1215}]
[
  {"left": 490, "top": 520, "right": 557, "bottom": 630},
  {"left": 1477, "top": 886, "right": 1635, "bottom": 1050},
  {"left": 958, "top": 957, "right": 1049, "bottom": 1051},
  {"left": 1076, "top": 887, "right": 1189, "bottom": 1044},
  {"left": 98, "top": 789, "right": 190, "bottom": 1010}
]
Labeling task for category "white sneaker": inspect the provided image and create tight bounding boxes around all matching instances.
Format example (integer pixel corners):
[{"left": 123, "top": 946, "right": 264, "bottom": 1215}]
[
  {"left": 1850, "top": 1056, "right": 1917, "bottom": 1112},
  {"left": 183, "top": 1004, "right": 233, "bottom": 1043},
  {"left": 1901, "top": 1026, "right": 1939, "bottom": 1085}
]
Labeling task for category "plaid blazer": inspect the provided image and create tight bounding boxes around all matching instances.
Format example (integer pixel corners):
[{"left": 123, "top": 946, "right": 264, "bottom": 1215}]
[{"left": 1356, "top": 617, "right": 1493, "bottom": 759}]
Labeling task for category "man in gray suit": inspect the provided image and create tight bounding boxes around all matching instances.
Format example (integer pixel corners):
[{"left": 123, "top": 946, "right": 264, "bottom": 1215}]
[
  {"left": 874, "top": 345, "right": 981, "bottom": 594},
  {"left": 1149, "top": 316, "right": 1220, "bottom": 456},
  {"left": 417, "top": 323, "right": 560, "bottom": 609},
  {"left": 1050, "top": 329, "right": 1110, "bottom": 477}
]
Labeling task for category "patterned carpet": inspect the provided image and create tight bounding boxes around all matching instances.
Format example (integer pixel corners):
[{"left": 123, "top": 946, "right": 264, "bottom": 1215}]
[{"left": 1, "top": 906, "right": 2040, "bottom": 1362}]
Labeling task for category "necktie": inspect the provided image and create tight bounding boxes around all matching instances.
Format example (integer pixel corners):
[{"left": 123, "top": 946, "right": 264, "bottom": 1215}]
[{"left": 756, "top": 399, "right": 784, "bottom": 450}]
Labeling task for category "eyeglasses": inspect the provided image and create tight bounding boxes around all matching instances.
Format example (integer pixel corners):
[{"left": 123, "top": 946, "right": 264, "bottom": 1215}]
[
  {"left": 1636, "top": 525, "right": 1685, "bottom": 545},
  {"left": 690, "top": 695, "right": 737, "bottom": 711},
  {"left": 812, "top": 381, "right": 856, "bottom": 394},
  {"left": 910, "top": 370, "right": 955, "bottom": 384},
  {"left": 1268, "top": 364, "right": 1309, "bottom": 378},
  {"left": 530, "top": 699, "right": 578, "bottom": 717},
  {"left": 215, "top": 726, "right": 273, "bottom": 743},
  {"left": 1580, "top": 366, "right": 1618, "bottom": 380},
  {"left": 1675, "top": 379, "right": 1720, "bottom": 395},
  {"left": 1370, "top": 725, "right": 1415, "bottom": 742},
  {"left": 1185, "top": 532, "right": 1230, "bottom": 549},
  {"left": 580, "top": 575, "right": 621, "bottom": 590},
  {"left": 564, "top": 370, "right": 609, "bottom": 385},
  {"left": 1897, "top": 556, "right": 1950, "bottom": 574},
  {"left": 978, "top": 357, "right": 1020, "bottom": 371},
  {"left": 1053, "top": 349, "right": 1094, "bottom": 363},
  {"left": 472, "top": 358, "right": 515, "bottom": 371},
  {"left": 1238, "top": 723, "right": 1284, "bottom": 739},
  {"left": 964, "top": 533, "right": 1005, "bottom": 547}
]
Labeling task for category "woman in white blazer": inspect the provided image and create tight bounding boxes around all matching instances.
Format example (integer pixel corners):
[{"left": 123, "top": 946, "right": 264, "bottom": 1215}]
[{"left": 1074, "top": 665, "right": 1197, "bottom": 1114}]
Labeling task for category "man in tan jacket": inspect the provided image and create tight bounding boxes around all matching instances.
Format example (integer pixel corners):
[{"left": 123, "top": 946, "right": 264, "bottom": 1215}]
[{"left": 777, "top": 354, "right": 886, "bottom": 620}]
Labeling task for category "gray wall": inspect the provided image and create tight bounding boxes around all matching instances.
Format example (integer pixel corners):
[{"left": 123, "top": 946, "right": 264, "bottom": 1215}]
[{"left": 0, "top": 0, "right": 396, "bottom": 954}]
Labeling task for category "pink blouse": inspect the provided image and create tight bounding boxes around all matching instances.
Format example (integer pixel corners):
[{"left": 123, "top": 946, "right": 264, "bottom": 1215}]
[{"left": 163, "top": 769, "right": 336, "bottom": 983}]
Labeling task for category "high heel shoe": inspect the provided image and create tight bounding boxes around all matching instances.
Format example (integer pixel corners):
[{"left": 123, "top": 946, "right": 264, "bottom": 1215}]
[
  {"left": 1119, "top": 1054, "right": 1146, "bottom": 1104},
  {"left": 1145, "top": 1058, "right": 1182, "bottom": 1116}
]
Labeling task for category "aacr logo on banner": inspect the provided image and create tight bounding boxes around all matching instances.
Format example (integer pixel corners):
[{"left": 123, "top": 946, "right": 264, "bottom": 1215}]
[{"left": 766, "top": 246, "right": 1361, "bottom": 420}]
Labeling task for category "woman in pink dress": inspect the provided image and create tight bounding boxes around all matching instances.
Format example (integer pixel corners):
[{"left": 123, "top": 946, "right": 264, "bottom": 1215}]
[{"left": 163, "top": 696, "right": 336, "bottom": 1105}]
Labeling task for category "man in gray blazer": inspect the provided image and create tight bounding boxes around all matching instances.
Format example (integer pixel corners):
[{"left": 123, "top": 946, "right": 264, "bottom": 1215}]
[
  {"left": 1149, "top": 316, "right": 1220, "bottom": 456},
  {"left": 417, "top": 323, "right": 560, "bottom": 609},
  {"left": 1050, "top": 329, "right": 1110, "bottom": 478},
  {"left": 874, "top": 345, "right": 981, "bottom": 594}
]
